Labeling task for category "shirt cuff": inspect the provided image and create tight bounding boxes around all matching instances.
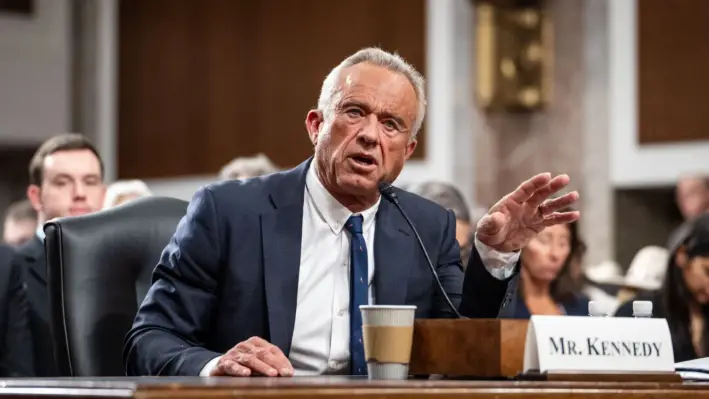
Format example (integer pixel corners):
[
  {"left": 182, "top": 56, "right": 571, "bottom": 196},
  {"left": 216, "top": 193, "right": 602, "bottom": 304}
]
[
  {"left": 474, "top": 238, "right": 519, "bottom": 280},
  {"left": 199, "top": 356, "right": 222, "bottom": 376}
]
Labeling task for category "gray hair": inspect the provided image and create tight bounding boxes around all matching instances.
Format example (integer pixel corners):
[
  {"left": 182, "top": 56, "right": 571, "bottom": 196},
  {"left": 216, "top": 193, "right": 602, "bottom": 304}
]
[
  {"left": 103, "top": 180, "right": 152, "bottom": 209},
  {"left": 317, "top": 47, "right": 427, "bottom": 138},
  {"left": 219, "top": 153, "right": 280, "bottom": 181},
  {"left": 408, "top": 181, "right": 471, "bottom": 223}
]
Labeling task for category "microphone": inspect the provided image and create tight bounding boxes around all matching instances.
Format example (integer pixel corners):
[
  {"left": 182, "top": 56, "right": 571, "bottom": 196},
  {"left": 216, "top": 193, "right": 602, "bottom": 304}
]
[{"left": 378, "top": 182, "right": 464, "bottom": 319}]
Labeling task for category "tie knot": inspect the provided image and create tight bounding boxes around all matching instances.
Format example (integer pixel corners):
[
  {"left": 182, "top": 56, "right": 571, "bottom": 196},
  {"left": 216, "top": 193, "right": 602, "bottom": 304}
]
[{"left": 345, "top": 215, "right": 364, "bottom": 234}]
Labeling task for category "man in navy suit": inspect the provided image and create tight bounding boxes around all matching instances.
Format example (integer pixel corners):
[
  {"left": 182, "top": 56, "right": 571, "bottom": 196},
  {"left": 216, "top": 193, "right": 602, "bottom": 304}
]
[{"left": 125, "top": 48, "right": 579, "bottom": 377}]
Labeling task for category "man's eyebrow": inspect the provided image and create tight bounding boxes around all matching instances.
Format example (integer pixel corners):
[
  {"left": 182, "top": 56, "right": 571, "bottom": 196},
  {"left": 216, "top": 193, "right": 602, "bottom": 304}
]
[
  {"left": 340, "top": 99, "right": 371, "bottom": 112},
  {"left": 51, "top": 173, "right": 73, "bottom": 180}
]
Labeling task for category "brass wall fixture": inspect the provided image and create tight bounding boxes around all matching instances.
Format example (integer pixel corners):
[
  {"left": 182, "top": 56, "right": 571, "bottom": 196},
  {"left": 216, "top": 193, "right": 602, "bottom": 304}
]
[{"left": 475, "top": 0, "right": 553, "bottom": 112}]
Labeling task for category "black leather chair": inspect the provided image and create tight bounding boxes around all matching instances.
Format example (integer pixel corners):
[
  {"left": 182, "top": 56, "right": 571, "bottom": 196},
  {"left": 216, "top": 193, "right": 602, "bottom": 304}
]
[{"left": 44, "top": 196, "right": 188, "bottom": 376}]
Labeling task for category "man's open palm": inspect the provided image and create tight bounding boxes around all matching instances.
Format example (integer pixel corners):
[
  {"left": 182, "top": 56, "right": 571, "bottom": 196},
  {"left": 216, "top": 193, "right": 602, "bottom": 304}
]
[{"left": 476, "top": 173, "right": 580, "bottom": 253}]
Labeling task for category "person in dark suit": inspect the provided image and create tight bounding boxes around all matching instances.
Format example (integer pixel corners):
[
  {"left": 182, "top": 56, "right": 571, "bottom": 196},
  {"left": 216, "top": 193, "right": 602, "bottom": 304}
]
[
  {"left": 13, "top": 134, "right": 106, "bottom": 376},
  {"left": 125, "top": 48, "right": 579, "bottom": 377},
  {"left": 0, "top": 244, "right": 34, "bottom": 376}
]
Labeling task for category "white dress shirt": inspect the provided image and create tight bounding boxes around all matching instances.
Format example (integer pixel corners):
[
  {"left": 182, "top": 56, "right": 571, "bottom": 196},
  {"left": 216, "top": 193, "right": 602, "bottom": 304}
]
[{"left": 200, "top": 165, "right": 519, "bottom": 376}]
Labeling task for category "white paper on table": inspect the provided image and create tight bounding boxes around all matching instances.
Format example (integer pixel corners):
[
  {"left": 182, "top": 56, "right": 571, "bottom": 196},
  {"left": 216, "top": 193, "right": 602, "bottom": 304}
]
[{"left": 676, "top": 357, "right": 709, "bottom": 380}]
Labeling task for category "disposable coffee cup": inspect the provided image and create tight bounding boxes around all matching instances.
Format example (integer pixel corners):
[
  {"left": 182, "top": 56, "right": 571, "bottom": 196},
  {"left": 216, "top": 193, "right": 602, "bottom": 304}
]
[{"left": 359, "top": 305, "right": 417, "bottom": 380}]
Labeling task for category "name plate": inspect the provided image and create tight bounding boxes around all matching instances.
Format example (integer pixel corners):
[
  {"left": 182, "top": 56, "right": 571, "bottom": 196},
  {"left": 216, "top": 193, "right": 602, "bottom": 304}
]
[{"left": 523, "top": 315, "right": 675, "bottom": 373}]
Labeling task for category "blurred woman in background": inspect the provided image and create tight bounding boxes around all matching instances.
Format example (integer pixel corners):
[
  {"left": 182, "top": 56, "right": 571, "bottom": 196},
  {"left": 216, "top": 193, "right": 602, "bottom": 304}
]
[
  {"left": 512, "top": 212, "right": 589, "bottom": 317},
  {"left": 615, "top": 214, "right": 709, "bottom": 361}
]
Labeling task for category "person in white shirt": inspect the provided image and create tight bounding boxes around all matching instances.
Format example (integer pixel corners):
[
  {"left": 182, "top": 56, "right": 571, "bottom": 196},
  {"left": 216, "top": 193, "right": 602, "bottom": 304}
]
[{"left": 124, "top": 48, "right": 579, "bottom": 377}]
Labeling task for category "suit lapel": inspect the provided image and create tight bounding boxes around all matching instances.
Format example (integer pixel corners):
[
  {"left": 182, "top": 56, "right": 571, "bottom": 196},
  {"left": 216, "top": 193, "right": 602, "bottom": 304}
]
[
  {"left": 261, "top": 160, "right": 310, "bottom": 355},
  {"left": 373, "top": 199, "right": 416, "bottom": 305},
  {"left": 21, "top": 237, "right": 46, "bottom": 285},
  {"left": 18, "top": 236, "right": 50, "bottom": 323}
]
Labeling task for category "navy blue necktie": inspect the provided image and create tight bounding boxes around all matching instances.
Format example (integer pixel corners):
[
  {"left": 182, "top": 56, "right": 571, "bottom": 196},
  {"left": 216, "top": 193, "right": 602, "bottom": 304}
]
[{"left": 345, "top": 215, "right": 368, "bottom": 375}]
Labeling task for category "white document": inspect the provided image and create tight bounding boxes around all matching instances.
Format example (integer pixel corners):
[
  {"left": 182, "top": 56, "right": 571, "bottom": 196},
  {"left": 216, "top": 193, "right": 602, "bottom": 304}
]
[
  {"left": 676, "top": 357, "right": 709, "bottom": 381},
  {"left": 523, "top": 315, "right": 675, "bottom": 374}
]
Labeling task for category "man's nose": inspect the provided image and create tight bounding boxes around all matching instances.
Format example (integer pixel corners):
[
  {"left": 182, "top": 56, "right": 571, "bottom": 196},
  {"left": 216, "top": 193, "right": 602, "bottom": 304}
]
[
  {"left": 357, "top": 115, "right": 380, "bottom": 145},
  {"left": 73, "top": 183, "right": 87, "bottom": 198}
]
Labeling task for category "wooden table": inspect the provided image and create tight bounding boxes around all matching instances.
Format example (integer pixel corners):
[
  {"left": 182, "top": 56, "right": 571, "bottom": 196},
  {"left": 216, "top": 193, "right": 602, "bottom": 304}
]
[{"left": 1, "top": 377, "right": 709, "bottom": 399}]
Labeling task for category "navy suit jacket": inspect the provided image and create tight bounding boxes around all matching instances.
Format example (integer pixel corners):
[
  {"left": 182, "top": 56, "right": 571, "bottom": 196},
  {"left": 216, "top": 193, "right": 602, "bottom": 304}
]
[
  {"left": 0, "top": 244, "right": 34, "bottom": 377},
  {"left": 124, "top": 159, "right": 520, "bottom": 376},
  {"left": 12, "top": 237, "right": 58, "bottom": 377}
]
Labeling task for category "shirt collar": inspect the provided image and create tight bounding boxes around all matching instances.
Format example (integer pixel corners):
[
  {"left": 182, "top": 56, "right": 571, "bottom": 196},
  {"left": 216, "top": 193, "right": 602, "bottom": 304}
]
[
  {"left": 305, "top": 163, "right": 380, "bottom": 235},
  {"left": 36, "top": 224, "right": 45, "bottom": 242}
]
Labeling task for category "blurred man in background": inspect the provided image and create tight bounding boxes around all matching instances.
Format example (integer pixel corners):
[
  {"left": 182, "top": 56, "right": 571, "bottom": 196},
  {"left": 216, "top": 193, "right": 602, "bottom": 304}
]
[
  {"left": 676, "top": 175, "right": 709, "bottom": 221},
  {"left": 2, "top": 200, "right": 37, "bottom": 247},
  {"left": 219, "top": 153, "right": 280, "bottom": 180},
  {"left": 13, "top": 133, "right": 105, "bottom": 377},
  {"left": 668, "top": 174, "right": 709, "bottom": 249}
]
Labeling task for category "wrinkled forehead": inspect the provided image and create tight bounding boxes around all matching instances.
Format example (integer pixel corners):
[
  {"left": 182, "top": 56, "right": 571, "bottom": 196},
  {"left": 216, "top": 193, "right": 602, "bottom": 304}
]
[
  {"left": 335, "top": 63, "right": 418, "bottom": 118},
  {"left": 43, "top": 149, "right": 102, "bottom": 179}
]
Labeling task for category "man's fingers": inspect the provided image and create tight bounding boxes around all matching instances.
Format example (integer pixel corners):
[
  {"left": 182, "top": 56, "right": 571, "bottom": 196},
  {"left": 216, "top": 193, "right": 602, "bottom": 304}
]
[
  {"left": 246, "top": 336, "right": 271, "bottom": 347},
  {"left": 541, "top": 211, "right": 580, "bottom": 227},
  {"left": 538, "top": 191, "right": 579, "bottom": 215},
  {"left": 525, "top": 175, "right": 570, "bottom": 209},
  {"left": 250, "top": 346, "right": 293, "bottom": 377},
  {"left": 215, "top": 359, "right": 251, "bottom": 377},
  {"left": 229, "top": 337, "right": 293, "bottom": 377},
  {"left": 235, "top": 341, "right": 255, "bottom": 352},
  {"left": 507, "top": 173, "right": 552, "bottom": 204},
  {"left": 264, "top": 346, "right": 294, "bottom": 376},
  {"left": 234, "top": 352, "right": 279, "bottom": 377},
  {"left": 476, "top": 212, "right": 505, "bottom": 235}
]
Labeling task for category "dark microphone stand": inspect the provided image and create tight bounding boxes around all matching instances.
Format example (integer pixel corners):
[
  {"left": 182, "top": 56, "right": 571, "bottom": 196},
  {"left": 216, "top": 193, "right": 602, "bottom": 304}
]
[{"left": 379, "top": 183, "right": 465, "bottom": 319}]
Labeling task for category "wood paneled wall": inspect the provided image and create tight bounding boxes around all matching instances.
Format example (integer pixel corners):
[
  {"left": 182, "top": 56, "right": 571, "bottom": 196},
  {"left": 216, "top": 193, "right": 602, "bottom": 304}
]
[
  {"left": 638, "top": 0, "right": 709, "bottom": 144},
  {"left": 118, "top": 0, "right": 425, "bottom": 179}
]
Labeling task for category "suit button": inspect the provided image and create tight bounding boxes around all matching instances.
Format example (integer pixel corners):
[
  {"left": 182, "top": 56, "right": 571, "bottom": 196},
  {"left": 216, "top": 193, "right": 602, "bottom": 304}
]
[{"left": 338, "top": 309, "right": 346, "bottom": 317}]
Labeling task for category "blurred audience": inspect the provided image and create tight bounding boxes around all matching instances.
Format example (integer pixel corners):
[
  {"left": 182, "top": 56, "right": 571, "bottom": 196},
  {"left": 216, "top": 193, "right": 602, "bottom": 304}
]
[
  {"left": 407, "top": 181, "right": 474, "bottom": 264},
  {"left": 2, "top": 200, "right": 37, "bottom": 247},
  {"left": 676, "top": 175, "right": 709, "bottom": 220},
  {"left": 581, "top": 260, "right": 625, "bottom": 313},
  {"left": 512, "top": 216, "right": 589, "bottom": 317},
  {"left": 615, "top": 245, "right": 669, "bottom": 304},
  {"left": 103, "top": 180, "right": 152, "bottom": 209},
  {"left": 219, "top": 153, "right": 280, "bottom": 180},
  {"left": 12, "top": 133, "right": 105, "bottom": 377},
  {"left": 669, "top": 174, "right": 709, "bottom": 249},
  {"left": 615, "top": 213, "right": 709, "bottom": 361}
]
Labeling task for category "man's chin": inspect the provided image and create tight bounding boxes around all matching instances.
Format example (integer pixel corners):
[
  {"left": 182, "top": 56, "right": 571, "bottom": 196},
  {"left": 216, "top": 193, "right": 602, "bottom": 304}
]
[{"left": 338, "top": 175, "right": 381, "bottom": 195}]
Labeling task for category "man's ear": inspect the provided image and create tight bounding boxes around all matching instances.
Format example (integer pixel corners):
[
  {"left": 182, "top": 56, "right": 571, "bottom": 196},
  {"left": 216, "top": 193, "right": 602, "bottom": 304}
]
[
  {"left": 403, "top": 138, "right": 418, "bottom": 160},
  {"left": 305, "top": 110, "right": 325, "bottom": 147},
  {"left": 26, "top": 185, "right": 42, "bottom": 213}
]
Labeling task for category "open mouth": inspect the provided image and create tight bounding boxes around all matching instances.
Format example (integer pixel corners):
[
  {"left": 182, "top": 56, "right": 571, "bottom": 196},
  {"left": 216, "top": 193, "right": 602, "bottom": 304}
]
[{"left": 350, "top": 154, "right": 376, "bottom": 167}]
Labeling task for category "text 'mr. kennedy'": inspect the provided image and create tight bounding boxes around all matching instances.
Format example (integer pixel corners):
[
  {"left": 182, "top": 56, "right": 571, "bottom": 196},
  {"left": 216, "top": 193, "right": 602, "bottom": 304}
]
[{"left": 549, "top": 337, "right": 663, "bottom": 357}]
